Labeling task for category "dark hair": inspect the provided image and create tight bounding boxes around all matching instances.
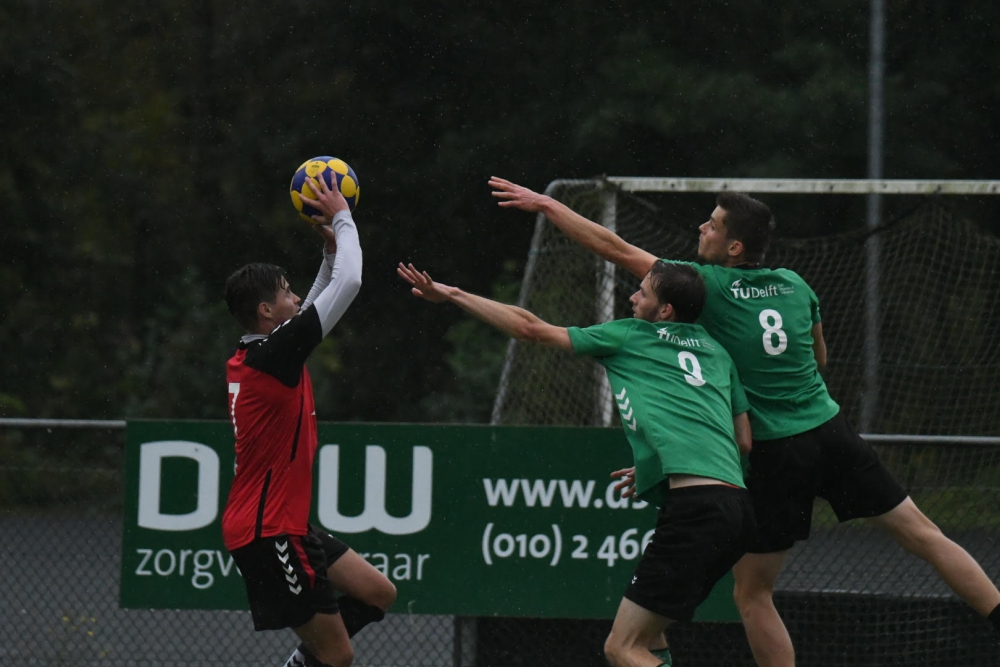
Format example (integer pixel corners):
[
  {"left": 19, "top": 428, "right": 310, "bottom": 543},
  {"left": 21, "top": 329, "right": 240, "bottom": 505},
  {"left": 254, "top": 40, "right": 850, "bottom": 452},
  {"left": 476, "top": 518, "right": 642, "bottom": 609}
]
[
  {"left": 225, "top": 263, "right": 288, "bottom": 331},
  {"left": 716, "top": 191, "right": 775, "bottom": 263},
  {"left": 648, "top": 261, "right": 706, "bottom": 323}
]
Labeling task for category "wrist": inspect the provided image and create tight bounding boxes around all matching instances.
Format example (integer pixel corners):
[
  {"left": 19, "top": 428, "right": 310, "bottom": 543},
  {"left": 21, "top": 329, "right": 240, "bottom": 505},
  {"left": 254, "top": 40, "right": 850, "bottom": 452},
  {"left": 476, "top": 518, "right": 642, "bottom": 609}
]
[{"left": 538, "top": 196, "right": 558, "bottom": 215}]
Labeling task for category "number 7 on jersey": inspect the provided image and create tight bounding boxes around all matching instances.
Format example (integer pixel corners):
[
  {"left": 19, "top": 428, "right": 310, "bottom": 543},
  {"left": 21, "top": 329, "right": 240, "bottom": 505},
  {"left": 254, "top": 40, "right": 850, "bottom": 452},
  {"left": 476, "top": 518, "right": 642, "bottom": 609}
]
[{"left": 228, "top": 382, "right": 240, "bottom": 436}]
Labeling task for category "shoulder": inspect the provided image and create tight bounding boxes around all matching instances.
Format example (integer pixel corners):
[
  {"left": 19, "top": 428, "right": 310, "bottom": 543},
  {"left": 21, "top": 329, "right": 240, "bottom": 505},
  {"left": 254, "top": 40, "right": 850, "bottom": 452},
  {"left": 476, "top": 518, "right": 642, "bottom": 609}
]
[
  {"left": 769, "top": 268, "right": 818, "bottom": 297},
  {"left": 660, "top": 259, "right": 715, "bottom": 278},
  {"left": 770, "top": 267, "right": 804, "bottom": 281},
  {"left": 577, "top": 318, "right": 641, "bottom": 335}
]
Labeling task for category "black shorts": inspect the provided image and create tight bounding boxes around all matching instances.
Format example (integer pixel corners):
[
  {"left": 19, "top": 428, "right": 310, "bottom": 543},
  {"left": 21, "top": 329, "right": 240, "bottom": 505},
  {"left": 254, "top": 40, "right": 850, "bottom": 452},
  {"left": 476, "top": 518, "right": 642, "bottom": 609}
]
[
  {"left": 624, "top": 484, "right": 755, "bottom": 622},
  {"left": 229, "top": 524, "right": 350, "bottom": 631},
  {"left": 746, "top": 410, "right": 908, "bottom": 553}
]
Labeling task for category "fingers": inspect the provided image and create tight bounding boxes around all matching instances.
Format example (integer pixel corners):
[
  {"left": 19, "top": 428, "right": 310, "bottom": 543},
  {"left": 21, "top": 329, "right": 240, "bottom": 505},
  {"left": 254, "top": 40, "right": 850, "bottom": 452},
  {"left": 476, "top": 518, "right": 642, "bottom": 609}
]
[
  {"left": 300, "top": 174, "right": 349, "bottom": 219},
  {"left": 313, "top": 174, "right": 332, "bottom": 194},
  {"left": 488, "top": 176, "right": 517, "bottom": 196},
  {"left": 612, "top": 475, "right": 634, "bottom": 489},
  {"left": 299, "top": 189, "right": 318, "bottom": 206},
  {"left": 396, "top": 263, "right": 418, "bottom": 286},
  {"left": 396, "top": 263, "right": 432, "bottom": 288},
  {"left": 610, "top": 466, "right": 636, "bottom": 499}
]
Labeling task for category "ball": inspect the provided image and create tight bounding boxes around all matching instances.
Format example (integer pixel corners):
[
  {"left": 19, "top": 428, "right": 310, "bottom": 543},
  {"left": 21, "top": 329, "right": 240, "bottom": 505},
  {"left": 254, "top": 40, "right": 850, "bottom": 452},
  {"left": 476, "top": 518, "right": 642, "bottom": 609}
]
[{"left": 289, "top": 156, "right": 360, "bottom": 224}]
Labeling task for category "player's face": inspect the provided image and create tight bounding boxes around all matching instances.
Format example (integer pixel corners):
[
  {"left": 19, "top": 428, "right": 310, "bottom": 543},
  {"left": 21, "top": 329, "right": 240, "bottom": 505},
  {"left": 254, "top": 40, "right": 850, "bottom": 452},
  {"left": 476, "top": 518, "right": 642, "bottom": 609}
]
[
  {"left": 698, "top": 206, "right": 733, "bottom": 264},
  {"left": 268, "top": 278, "right": 301, "bottom": 322},
  {"left": 630, "top": 274, "right": 667, "bottom": 322}
]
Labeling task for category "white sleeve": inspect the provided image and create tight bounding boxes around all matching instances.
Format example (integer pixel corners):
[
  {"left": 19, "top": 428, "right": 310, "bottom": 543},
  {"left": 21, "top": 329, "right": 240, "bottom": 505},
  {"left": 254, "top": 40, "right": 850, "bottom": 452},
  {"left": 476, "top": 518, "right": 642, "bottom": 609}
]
[
  {"left": 300, "top": 247, "right": 335, "bottom": 311},
  {"left": 311, "top": 210, "right": 363, "bottom": 337}
]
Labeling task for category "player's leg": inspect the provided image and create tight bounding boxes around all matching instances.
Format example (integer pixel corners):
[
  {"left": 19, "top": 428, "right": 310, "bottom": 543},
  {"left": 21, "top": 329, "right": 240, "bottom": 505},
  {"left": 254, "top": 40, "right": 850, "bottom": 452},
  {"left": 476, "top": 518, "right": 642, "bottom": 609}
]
[
  {"left": 288, "top": 612, "right": 353, "bottom": 667},
  {"left": 733, "top": 550, "right": 794, "bottom": 667},
  {"left": 737, "top": 430, "right": 822, "bottom": 667},
  {"left": 277, "top": 528, "right": 374, "bottom": 667},
  {"left": 867, "top": 497, "right": 1000, "bottom": 617},
  {"left": 326, "top": 549, "right": 397, "bottom": 636},
  {"left": 604, "top": 598, "right": 673, "bottom": 667},
  {"left": 816, "top": 412, "right": 1000, "bottom": 633},
  {"left": 613, "top": 483, "right": 754, "bottom": 667},
  {"left": 310, "top": 527, "right": 396, "bottom": 638},
  {"left": 646, "top": 630, "right": 671, "bottom": 666},
  {"left": 229, "top": 532, "right": 357, "bottom": 667}
]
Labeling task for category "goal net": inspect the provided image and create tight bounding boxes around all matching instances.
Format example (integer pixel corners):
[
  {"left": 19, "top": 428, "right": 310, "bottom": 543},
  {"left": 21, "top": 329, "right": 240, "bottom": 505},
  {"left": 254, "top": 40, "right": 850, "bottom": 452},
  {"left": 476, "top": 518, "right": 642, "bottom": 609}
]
[{"left": 488, "top": 178, "right": 1000, "bottom": 666}]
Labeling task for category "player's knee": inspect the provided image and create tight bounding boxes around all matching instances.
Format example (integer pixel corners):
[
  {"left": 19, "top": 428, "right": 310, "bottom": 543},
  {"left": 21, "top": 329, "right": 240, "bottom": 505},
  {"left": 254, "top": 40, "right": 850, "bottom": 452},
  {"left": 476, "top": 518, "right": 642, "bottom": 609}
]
[
  {"left": 377, "top": 579, "right": 398, "bottom": 611},
  {"left": 603, "top": 633, "right": 627, "bottom": 667},
  {"left": 733, "top": 574, "right": 775, "bottom": 612}
]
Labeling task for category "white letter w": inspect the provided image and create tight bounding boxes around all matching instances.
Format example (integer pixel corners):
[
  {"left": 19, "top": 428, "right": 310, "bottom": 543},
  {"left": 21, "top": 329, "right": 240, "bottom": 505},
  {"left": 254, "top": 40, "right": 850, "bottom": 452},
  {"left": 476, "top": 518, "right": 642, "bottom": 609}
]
[{"left": 317, "top": 445, "right": 433, "bottom": 535}]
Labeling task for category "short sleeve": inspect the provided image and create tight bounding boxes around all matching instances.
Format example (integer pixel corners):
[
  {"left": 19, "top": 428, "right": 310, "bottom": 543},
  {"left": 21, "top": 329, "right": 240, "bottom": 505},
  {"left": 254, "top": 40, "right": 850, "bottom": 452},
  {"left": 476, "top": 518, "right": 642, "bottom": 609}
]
[
  {"left": 729, "top": 363, "right": 750, "bottom": 416},
  {"left": 568, "top": 320, "right": 633, "bottom": 358}
]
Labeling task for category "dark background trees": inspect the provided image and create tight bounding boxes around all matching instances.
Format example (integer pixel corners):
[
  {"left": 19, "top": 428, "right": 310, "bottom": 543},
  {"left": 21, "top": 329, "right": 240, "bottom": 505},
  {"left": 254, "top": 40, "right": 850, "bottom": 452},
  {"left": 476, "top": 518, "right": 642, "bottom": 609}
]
[{"left": 2, "top": 0, "right": 999, "bottom": 433}]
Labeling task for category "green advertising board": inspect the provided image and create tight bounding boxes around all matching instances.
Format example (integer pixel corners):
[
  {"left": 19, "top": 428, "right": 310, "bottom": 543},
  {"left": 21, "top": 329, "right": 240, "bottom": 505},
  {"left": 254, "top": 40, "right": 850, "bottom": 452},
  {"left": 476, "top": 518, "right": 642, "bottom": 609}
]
[{"left": 121, "top": 420, "right": 738, "bottom": 620}]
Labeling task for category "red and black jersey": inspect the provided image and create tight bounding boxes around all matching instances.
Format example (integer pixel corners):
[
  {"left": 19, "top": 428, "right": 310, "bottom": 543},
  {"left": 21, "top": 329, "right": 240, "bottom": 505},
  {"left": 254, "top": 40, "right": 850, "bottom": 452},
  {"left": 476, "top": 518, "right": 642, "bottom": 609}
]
[{"left": 222, "top": 306, "right": 324, "bottom": 551}]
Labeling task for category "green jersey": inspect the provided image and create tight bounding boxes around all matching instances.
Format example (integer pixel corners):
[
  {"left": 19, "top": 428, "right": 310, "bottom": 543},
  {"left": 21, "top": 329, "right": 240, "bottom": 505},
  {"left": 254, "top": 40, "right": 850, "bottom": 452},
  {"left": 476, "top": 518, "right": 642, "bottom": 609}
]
[
  {"left": 665, "top": 261, "right": 839, "bottom": 440},
  {"left": 568, "top": 318, "right": 749, "bottom": 504}
]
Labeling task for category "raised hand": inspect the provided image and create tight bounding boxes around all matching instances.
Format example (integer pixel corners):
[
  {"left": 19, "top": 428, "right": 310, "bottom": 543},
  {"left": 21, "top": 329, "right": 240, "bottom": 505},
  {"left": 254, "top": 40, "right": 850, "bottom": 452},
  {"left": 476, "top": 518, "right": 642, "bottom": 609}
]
[
  {"left": 489, "top": 176, "right": 551, "bottom": 213},
  {"left": 299, "top": 174, "right": 350, "bottom": 225},
  {"left": 396, "top": 263, "right": 450, "bottom": 304}
]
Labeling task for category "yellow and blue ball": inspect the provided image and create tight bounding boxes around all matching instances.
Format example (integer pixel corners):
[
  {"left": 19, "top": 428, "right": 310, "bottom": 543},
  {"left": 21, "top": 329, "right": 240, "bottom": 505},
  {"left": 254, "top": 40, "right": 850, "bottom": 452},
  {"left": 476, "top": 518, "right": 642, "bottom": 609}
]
[{"left": 289, "top": 156, "right": 360, "bottom": 224}]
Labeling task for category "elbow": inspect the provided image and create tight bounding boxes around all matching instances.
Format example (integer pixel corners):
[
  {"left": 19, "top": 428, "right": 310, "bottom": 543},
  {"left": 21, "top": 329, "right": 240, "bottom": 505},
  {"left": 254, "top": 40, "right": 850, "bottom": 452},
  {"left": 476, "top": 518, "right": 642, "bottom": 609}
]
[
  {"left": 517, "top": 321, "right": 546, "bottom": 343},
  {"left": 737, "top": 438, "right": 752, "bottom": 456},
  {"left": 343, "top": 259, "right": 363, "bottom": 298},
  {"left": 344, "top": 276, "right": 362, "bottom": 302}
]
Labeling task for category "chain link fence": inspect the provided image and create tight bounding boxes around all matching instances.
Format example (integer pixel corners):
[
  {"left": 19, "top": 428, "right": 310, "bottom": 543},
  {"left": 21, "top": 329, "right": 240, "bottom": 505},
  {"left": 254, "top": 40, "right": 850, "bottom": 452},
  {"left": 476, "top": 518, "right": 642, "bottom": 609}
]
[
  {"left": 2, "top": 425, "right": 999, "bottom": 666},
  {"left": 4, "top": 184, "right": 1000, "bottom": 665}
]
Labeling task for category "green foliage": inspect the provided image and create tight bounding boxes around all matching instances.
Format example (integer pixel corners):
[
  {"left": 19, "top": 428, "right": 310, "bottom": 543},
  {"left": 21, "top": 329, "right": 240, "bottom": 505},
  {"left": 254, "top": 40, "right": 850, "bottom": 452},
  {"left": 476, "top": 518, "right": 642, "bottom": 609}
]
[
  {"left": 416, "top": 260, "right": 521, "bottom": 423},
  {"left": 2, "top": 0, "right": 1000, "bottom": 432}
]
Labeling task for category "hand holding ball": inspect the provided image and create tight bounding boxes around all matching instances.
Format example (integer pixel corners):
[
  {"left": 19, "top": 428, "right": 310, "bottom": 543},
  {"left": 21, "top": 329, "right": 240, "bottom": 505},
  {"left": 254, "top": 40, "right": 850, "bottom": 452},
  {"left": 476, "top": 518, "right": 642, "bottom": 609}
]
[{"left": 289, "top": 157, "right": 360, "bottom": 224}]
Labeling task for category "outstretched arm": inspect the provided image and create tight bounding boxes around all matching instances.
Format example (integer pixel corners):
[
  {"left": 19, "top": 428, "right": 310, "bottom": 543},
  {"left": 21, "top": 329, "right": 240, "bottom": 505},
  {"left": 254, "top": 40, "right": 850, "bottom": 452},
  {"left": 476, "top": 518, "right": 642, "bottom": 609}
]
[
  {"left": 397, "top": 263, "right": 572, "bottom": 350},
  {"left": 489, "top": 177, "right": 657, "bottom": 280}
]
